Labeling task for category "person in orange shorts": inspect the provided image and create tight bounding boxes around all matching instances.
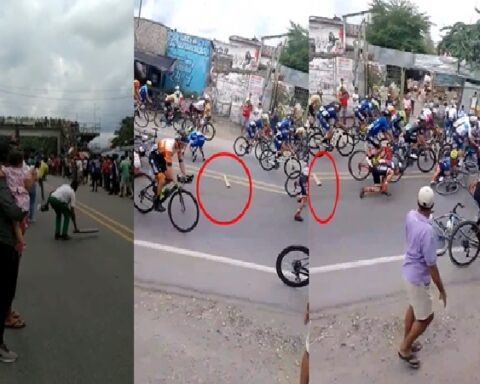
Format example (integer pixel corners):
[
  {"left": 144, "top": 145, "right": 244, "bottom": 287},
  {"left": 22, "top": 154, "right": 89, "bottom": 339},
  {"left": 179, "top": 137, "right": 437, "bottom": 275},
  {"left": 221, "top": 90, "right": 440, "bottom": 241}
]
[{"left": 148, "top": 132, "right": 191, "bottom": 212}]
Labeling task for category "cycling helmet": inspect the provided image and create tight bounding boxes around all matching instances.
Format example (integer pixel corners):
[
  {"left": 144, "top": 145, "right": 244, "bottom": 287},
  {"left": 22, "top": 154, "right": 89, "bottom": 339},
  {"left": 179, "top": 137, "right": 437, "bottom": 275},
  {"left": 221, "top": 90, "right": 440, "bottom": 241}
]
[
  {"left": 146, "top": 80, "right": 152, "bottom": 86},
  {"left": 137, "top": 146, "right": 146, "bottom": 156},
  {"left": 418, "top": 186, "right": 434, "bottom": 209},
  {"left": 249, "top": 120, "right": 257, "bottom": 128},
  {"left": 174, "top": 132, "right": 188, "bottom": 143},
  {"left": 384, "top": 105, "right": 396, "bottom": 116},
  {"left": 175, "top": 85, "right": 180, "bottom": 91},
  {"left": 469, "top": 115, "right": 478, "bottom": 124},
  {"left": 371, "top": 99, "right": 380, "bottom": 110},
  {"left": 296, "top": 127, "right": 305, "bottom": 136},
  {"left": 450, "top": 149, "right": 458, "bottom": 160}
]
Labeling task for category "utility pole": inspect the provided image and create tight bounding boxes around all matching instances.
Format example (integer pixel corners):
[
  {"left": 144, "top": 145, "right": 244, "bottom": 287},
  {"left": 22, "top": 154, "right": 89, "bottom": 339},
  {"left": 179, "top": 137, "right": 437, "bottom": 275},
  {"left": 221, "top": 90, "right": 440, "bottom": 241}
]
[{"left": 137, "top": 0, "right": 142, "bottom": 27}]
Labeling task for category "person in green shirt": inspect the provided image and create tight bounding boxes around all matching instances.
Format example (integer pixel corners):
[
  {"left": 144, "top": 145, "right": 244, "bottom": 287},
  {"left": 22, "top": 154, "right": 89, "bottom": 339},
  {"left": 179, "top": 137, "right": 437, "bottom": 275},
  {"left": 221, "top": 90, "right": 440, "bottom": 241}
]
[{"left": 119, "top": 155, "right": 131, "bottom": 198}]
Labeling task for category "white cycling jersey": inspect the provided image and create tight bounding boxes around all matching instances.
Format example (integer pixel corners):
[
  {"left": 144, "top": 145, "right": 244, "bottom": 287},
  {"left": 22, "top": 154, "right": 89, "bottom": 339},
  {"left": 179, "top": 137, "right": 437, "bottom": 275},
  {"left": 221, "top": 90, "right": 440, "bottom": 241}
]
[
  {"left": 193, "top": 100, "right": 205, "bottom": 112},
  {"left": 454, "top": 116, "right": 470, "bottom": 137}
]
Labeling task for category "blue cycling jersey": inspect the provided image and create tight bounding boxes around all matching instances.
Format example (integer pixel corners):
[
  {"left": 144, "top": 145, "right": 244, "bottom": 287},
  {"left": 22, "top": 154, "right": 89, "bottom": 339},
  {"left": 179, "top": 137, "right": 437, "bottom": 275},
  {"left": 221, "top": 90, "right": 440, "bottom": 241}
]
[
  {"left": 358, "top": 99, "right": 372, "bottom": 113},
  {"left": 139, "top": 85, "right": 148, "bottom": 99},
  {"left": 319, "top": 104, "right": 338, "bottom": 120},
  {"left": 188, "top": 131, "right": 205, "bottom": 147},
  {"left": 391, "top": 113, "right": 402, "bottom": 136},
  {"left": 367, "top": 116, "right": 390, "bottom": 137}
]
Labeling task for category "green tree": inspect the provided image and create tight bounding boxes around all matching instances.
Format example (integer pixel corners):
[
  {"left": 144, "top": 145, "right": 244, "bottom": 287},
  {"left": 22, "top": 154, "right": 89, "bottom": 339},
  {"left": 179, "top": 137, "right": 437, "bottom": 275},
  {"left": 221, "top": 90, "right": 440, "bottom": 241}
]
[
  {"left": 437, "top": 11, "right": 480, "bottom": 71},
  {"left": 366, "top": 0, "right": 431, "bottom": 53},
  {"left": 112, "top": 116, "right": 134, "bottom": 147},
  {"left": 279, "top": 22, "right": 309, "bottom": 73}
]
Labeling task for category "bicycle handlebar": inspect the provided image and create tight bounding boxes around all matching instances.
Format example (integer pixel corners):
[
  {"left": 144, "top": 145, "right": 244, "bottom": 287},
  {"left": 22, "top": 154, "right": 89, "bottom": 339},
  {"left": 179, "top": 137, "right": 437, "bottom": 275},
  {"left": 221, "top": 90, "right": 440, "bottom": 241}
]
[{"left": 177, "top": 174, "right": 194, "bottom": 184}]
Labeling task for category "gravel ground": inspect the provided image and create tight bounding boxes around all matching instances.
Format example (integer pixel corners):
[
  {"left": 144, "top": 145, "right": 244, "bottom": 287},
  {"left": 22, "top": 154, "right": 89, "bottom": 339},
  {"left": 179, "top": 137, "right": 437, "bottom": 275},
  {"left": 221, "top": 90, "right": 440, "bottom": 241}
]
[
  {"left": 310, "top": 279, "right": 480, "bottom": 384},
  {"left": 134, "top": 286, "right": 307, "bottom": 384}
]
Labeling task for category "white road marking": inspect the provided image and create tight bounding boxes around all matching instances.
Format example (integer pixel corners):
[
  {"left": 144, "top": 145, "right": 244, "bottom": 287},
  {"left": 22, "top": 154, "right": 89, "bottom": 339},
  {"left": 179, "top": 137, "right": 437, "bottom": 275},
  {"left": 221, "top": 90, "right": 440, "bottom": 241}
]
[
  {"left": 224, "top": 174, "right": 231, "bottom": 188},
  {"left": 135, "top": 240, "right": 468, "bottom": 275},
  {"left": 135, "top": 240, "right": 277, "bottom": 274}
]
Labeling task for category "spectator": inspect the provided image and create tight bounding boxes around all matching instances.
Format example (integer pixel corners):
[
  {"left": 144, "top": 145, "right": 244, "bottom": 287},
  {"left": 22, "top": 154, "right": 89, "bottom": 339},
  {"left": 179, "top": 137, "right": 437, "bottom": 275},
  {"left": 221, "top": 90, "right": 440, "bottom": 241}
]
[
  {"left": 399, "top": 186, "right": 447, "bottom": 369},
  {"left": 75, "top": 156, "right": 83, "bottom": 185},
  {"left": 337, "top": 79, "right": 349, "bottom": 124},
  {"left": 241, "top": 98, "right": 253, "bottom": 135},
  {"left": 46, "top": 180, "right": 80, "bottom": 240},
  {"left": 403, "top": 93, "right": 412, "bottom": 122},
  {"left": 470, "top": 91, "right": 478, "bottom": 115},
  {"left": 109, "top": 155, "right": 120, "bottom": 196},
  {"left": 119, "top": 155, "right": 131, "bottom": 198},
  {"left": 90, "top": 156, "right": 101, "bottom": 192},
  {"left": 0, "top": 143, "right": 26, "bottom": 363},
  {"left": 37, "top": 157, "right": 49, "bottom": 202},
  {"left": 29, "top": 162, "right": 39, "bottom": 223},
  {"left": 82, "top": 157, "right": 88, "bottom": 185},
  {"left": 352, "top": 87, "right": 360, "bottom": 108},
  {"left": 102, "top": 157, "right": 111, "bottom": 192}
]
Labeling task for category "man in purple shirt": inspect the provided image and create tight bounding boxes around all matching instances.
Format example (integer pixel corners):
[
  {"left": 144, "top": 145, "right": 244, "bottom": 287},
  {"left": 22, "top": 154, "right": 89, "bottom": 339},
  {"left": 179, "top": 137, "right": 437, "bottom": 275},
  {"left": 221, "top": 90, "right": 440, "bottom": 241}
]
[{"left": 399, "top": 186, "right": 447, "bottom": 368}]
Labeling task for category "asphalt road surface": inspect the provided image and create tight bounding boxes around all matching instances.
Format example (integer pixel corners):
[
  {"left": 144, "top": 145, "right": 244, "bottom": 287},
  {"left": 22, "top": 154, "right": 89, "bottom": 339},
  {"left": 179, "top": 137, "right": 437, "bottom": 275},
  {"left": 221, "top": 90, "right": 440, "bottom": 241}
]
[
  {"left": 1, "top": 176, "right": 133, "bottom": 383},
  {"left": 134, "top": 122, "right": 308, "bottom": 314}
]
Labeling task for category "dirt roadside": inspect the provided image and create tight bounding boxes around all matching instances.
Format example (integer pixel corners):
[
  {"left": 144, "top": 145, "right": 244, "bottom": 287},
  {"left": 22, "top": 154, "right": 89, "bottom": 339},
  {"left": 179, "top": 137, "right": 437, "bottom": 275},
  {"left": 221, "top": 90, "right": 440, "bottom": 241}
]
[
  {"left": 134, "top": 286, "right": 306, "bottom": 384},
  {"left": 310, "top": 279, "right": 480, "bottom": 384}
]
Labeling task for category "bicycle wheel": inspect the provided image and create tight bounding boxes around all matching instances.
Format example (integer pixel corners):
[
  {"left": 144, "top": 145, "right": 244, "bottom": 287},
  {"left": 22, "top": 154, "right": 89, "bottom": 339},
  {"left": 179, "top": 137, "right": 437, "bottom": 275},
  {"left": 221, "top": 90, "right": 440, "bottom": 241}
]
[
  {"left": 308, "top": 132, "right": 323, "bottom": 156},
  {"left": 276, "top": 245, "right": 309, "bottom": 288},
  {"left": 348, "top": 150, "right": 371, "bottom": 181},
  {"left": 448, "top": 221, "right": 480, "bottom": 266},
  {"left": 390, "top": 154, "right": 404, "bottom": 183},
  {"left": 432, "top": 217, "right": 448, "bottom": 256},
  {"left": 254, "top": 140, "right": 264, "bottom": 160},
  {"left": 417, "top": 147, "right": 436, "bottom": 173},
  {"left": 233, "top": 136, "right": 250, "bottom": 157},
  {"left": 168, "top": 189, "right": 200, "bottom": 233},
  {"left": 284, "top": 156, "right": 301, "bottom": 177},
  {"left": 285, "top": 175, "right": 301, "bottom": 197},
  {"left": 133, "top": 172, "right": 156, "bottom": 213},
  {"left": 336, "top": 132, "right": 355, "bottom": 157},
  {"left": 202, "top": 122, "right": 216, "bottom": 141},
  {"left": 259, "top": 149, "right": 277, "bottom": 171},
  {"left": 435, "top": 179, "right": 460, "bottom": 195},
  {"left": 134, "top": 108, "right": 149, "bottom": 128}
]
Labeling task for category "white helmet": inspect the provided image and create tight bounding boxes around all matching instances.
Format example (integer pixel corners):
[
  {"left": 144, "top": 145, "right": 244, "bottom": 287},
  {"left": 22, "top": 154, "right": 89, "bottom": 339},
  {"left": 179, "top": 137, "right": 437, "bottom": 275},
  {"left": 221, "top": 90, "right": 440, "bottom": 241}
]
[
  {"left": 418, "top": 186, "right": 434, "bottom": 209},
  {"left": 469, "top": 115, "right": 478, "bottom": 123},
  {"left": 175, "top": 85, "right": 180, "bottom": 91},
  {"left": 204, "top": 94, "right": 210, "bottom": 100}
]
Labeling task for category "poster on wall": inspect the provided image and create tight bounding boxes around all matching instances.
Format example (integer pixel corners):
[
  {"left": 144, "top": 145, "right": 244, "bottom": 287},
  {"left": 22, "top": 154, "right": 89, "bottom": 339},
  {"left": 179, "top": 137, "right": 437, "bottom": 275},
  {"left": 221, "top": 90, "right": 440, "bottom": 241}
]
[
  {"left": 248, "top": 75, "right": 264, "bottom": 103},
  {"left": 214, "top": 41, "right": 260, "bottom": 71},
  {"left": 310, "top": 22, "right": 344, "bottom": 55},
  {"left": 165, "top": 31, "right": 212, "bottom": 94},
  {"left": 336, "top": 57, "right": 354, "bottom": 93},
  {"left": 309, "top": 58, "right": 336, "bottom": 99}
]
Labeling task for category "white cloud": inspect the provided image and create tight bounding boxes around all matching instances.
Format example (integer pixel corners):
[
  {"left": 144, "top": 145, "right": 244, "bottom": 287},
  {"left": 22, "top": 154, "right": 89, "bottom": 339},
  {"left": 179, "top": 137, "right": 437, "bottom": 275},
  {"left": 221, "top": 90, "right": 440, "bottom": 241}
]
[
  {"left": 310, "top": 0, "right": 480, "bottom": 42},
  {"left": 0, "top": 0, "right": 133, "bottom": 131},
  {"left": 134, "top": 0, "right": 311, "bottom": 41}
]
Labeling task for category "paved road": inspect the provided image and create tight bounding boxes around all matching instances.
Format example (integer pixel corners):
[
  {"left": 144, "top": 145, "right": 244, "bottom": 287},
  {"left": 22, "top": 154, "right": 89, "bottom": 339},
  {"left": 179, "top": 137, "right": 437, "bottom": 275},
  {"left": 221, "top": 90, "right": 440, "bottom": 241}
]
[
  {"left": 1, "top": 176, "right": 133, "bottom": 383},
  {"left": 134, "top": 122, "right": 308, "bottom": 314}
]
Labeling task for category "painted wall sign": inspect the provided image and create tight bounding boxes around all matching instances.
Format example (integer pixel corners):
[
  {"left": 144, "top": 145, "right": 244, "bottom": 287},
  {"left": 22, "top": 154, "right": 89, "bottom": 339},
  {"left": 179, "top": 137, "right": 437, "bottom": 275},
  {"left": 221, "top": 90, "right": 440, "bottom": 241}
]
[
  {"left": 165, "top": 31, "right": 212, "bottom": 94},
  {"left": 310, "top": 22, "right": 344, "bottom": 55},
  {"left": 214, "top": 40, "right": 259, "bottom": 71}
]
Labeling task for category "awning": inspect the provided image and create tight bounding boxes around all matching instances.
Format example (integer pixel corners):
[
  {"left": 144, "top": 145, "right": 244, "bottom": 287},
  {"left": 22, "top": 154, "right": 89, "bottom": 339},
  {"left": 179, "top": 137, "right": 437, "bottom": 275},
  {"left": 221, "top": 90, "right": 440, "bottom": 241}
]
[{"left": 134, "top": 51, "right": 176, "bottom": 72}]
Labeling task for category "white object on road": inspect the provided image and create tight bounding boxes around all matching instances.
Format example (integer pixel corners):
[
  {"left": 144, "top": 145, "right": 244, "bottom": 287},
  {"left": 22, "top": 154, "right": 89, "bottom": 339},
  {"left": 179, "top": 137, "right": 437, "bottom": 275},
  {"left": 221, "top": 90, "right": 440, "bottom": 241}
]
[
  {"left": 224, "top": 174, "right": 231, "bottom": 188},
  {"left": 313, "top": 173, "right": 322, "bottom": 186}
]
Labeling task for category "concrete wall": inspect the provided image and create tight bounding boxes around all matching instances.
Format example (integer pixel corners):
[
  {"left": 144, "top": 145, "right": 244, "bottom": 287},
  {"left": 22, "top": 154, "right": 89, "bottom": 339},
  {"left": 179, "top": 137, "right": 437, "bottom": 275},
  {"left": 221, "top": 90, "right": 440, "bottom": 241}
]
[
  {"left": 165, "top": 31, "right": 213, "bottom": 95},
  {"left": 309, "top": 19, "right": 344, "bottom": 56},
  {"left": 134, "top": 18, "right": 168, "bottom": 56}
]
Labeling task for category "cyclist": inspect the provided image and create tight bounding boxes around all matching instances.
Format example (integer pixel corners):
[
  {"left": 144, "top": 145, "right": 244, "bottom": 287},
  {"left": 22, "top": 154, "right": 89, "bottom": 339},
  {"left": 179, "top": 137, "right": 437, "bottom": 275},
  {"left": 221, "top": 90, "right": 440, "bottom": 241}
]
[
  {"left": 139, "top": 80, "right": 152, "bottom": 105},
  {"left": 360, "top": 150, "right": 399, "bottom": 198},
  {"left": 430, "top": 149, "right": 458, "bottom": 186},
  {"left": 308, "top": 94, "right": 322, "bottom": 126},
  {"left": 467, "top": 115, "right": 480, "bottom": 169},
  {"left": 318, "top": 101, "right": 342, "bottom": 147},
  {"left": 391, "top": 110, "right": 404, "bottom": 141},
  {"left": 354, "top": 97, "right": 376, "bottom": 127},
  {"left": 148, "top": 132, "right": 190, "bottom": 212},
  {"left": 294, "top": 166, "right": 309, "bottom": 222},
  {"left": 444, "top": 102, "right": 457, "bottom": 135},
  {"left": 164, "top": 87, "right": 182, "bottom": 124},
  {"left": 186, "top": 128, "right": 206, "bottom": 162},
  {"left": 452, "top": 114, "right": 471, "bottom": 160},
  {"left": 365, "top": 105, "right": 395, "bottom": 157},
  {"left": 273, "top": 117, "right": 294, "bottom": 163},
  {"left": 134, "top": 79, "right": 141, "bottom": 105},
  {"left": 191, "top": 95, "right": 210, "bottom": 128},
  {"left": 261, "top": 113, "right": 272, "bottom": 137}
]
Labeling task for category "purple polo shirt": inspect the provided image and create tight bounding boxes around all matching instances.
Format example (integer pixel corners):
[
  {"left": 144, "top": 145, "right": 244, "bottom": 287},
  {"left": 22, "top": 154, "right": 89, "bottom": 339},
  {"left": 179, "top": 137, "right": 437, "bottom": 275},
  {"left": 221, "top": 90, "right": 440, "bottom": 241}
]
[{"left": 403, "top": 210, "right": 437, "bottom": 285}]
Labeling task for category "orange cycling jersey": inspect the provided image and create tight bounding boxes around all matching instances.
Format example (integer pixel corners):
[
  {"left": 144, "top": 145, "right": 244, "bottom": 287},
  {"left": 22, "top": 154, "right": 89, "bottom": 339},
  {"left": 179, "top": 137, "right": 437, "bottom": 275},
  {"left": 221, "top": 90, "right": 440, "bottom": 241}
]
[
  {"left": 158, "top": 138, "right": 176, "bottom": 163},
  {"left": 134, "top": 80, "right": 140, "bottom": 97}
]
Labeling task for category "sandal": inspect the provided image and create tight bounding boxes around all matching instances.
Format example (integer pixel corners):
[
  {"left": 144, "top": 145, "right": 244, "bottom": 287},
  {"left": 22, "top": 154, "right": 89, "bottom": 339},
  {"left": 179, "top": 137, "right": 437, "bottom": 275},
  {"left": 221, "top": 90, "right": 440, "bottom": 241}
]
[
  {"left": 10, "top": 310, "right": 21, "bottom": 319},
  {"left": 411, "top": 341, "right": 423, "bottom": 353},
  {"left": 398, "top": 351, "right": 420, "bottom": 369},
  {"left": 5, "top": 317, "right": 26, "bottom": 329}
]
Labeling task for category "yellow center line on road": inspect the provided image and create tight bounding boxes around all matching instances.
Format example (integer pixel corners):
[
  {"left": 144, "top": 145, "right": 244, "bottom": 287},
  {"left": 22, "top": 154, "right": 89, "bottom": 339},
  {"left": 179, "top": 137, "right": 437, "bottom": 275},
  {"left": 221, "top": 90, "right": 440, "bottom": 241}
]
[
  {"left": 75, "top": 204, "right": 134, "bottom": 243},
  {"left": 76, "top": 201, "right": 134, "bottom": 235}
]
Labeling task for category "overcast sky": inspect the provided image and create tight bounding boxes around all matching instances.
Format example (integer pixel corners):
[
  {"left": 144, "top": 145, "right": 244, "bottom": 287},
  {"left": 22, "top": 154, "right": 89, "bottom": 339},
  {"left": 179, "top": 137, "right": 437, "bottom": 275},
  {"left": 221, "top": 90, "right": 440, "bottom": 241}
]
[
  {"left": 134, "top": 0, "right": 310, "bottom": 41},
  {"left": 0, "top": 0, "right": 132, "bottom": 132},
  {"left": 135, "top": 0, "right": 479, "bottom": 43}
]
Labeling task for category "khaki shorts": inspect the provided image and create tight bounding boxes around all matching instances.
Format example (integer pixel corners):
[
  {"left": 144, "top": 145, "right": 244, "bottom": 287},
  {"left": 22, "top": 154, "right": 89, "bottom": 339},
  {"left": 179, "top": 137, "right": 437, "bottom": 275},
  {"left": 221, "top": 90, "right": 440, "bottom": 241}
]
[{"left": 404, "top": 278, "right": 433, "bottom": 320}]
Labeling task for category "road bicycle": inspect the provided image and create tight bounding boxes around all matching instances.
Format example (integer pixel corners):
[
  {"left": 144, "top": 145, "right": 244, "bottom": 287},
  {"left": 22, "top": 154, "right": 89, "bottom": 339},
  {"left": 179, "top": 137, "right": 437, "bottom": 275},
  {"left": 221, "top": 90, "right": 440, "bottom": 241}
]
[
  {"left": 433, "top": 168, "right": 470, "bottom": 196},
  {"left": 431, "top": 202, "right": 468, "bottom": 256},
  {"left": 259, "top": 147, "right": 302, "bottom": 177},
  {"left": 182, "top": 115, "right": 216, "bottom": 141},
  {"left": 391, "top": 137, "right": 436, "bottom": 173},
  {"left": 276, "top": 245, "right": 309, "bottom": 288},
  {"left": 447, "top": 218, "right": 480, "bottom": 266},
  {"left": 233, "top": 131, "right": 272, "bottom": 160},
  {"left": 308, "top": 125, "right": 355, "bottom": 157},
  {"left": 134, "top": 173, "right": 199, "bottom": 233},
  {"left": 347, "top": 147, "right": 403, "bottom": 183}
]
